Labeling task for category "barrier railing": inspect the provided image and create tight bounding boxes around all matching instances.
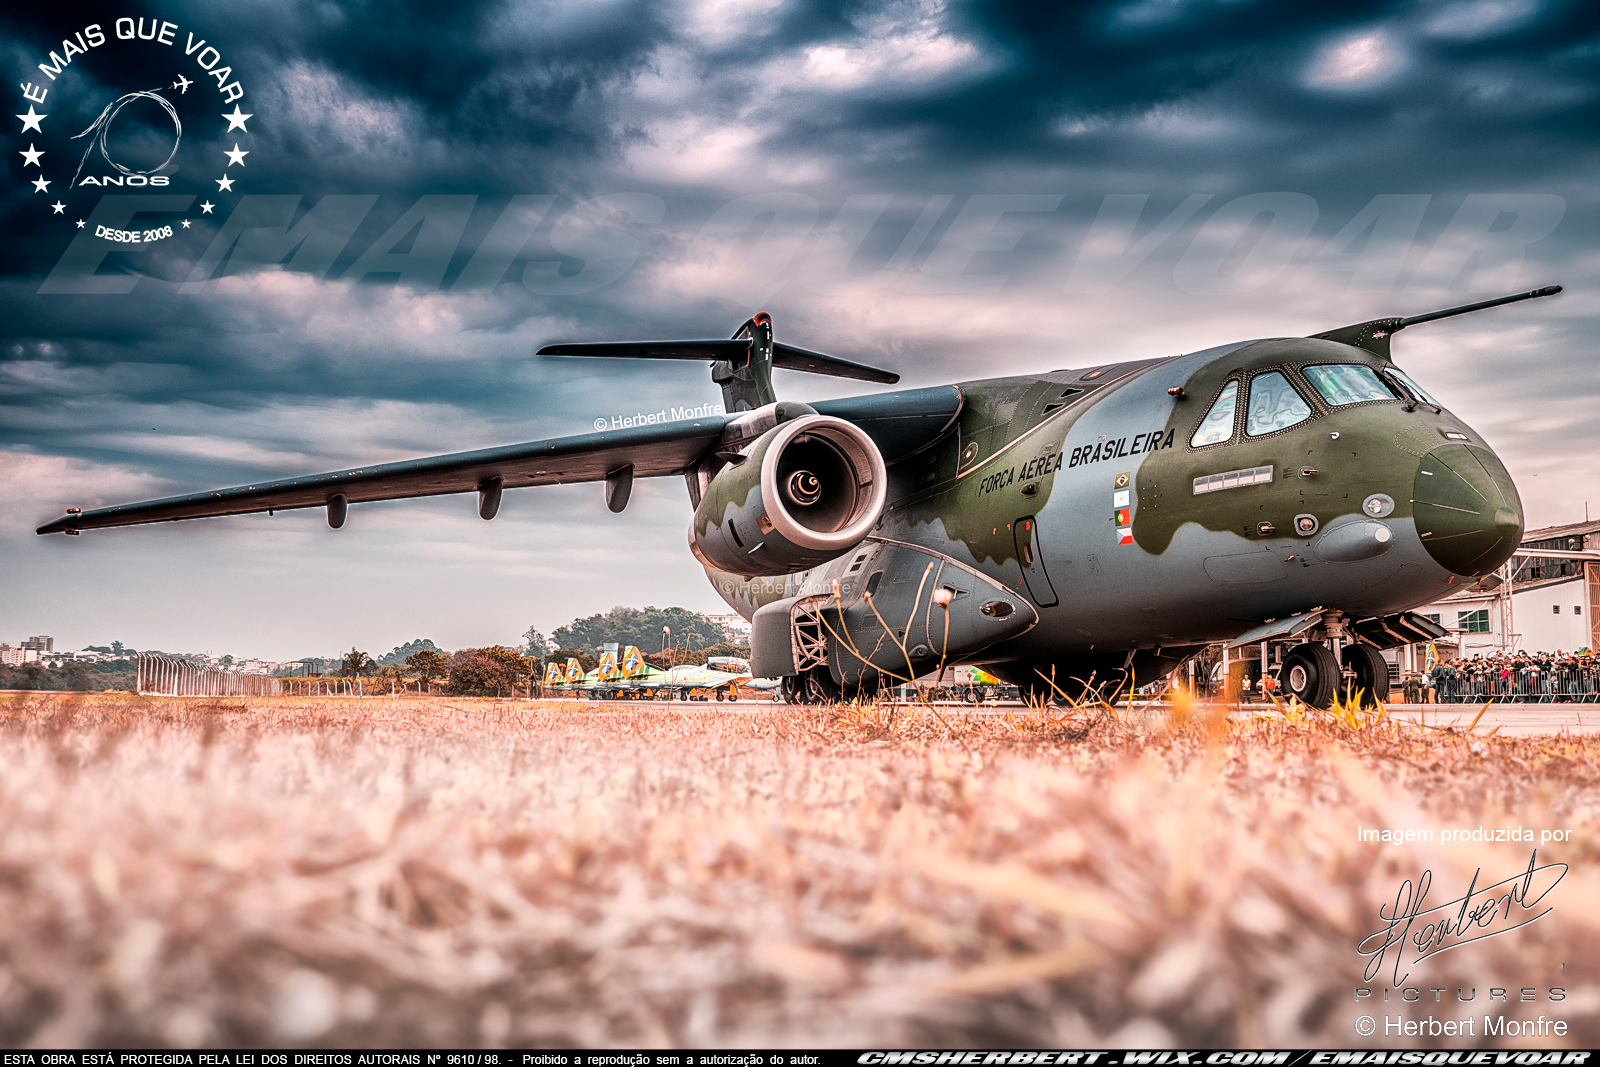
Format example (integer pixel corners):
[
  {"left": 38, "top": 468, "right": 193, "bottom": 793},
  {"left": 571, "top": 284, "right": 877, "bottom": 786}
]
[
  {"left": 280, "top": 676, "right": 373, "bottom": 696},
  {"left": 137, "top": 653, "right": 283, "bottom": 697},
  {"left": 1425, "top": 663, "right": 1600, "bottom": 703}
]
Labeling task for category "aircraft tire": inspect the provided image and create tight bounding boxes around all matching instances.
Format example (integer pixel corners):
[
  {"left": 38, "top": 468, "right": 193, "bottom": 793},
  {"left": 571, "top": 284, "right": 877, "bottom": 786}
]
[
  {"left": 1342, "top": 643, "right": 1390, "bottom": 706},
  {"left": 806, "top": 667, "right": 842, "bottom": 706},
  {"left": 1282, "top": 643, "right": 1338, "bottom": 709}
]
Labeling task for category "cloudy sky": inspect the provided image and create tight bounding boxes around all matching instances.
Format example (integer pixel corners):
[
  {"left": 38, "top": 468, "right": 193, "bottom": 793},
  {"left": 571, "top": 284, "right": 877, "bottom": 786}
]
[{"left": 3, "top": 0, "right": 1596, "bottom": 660}]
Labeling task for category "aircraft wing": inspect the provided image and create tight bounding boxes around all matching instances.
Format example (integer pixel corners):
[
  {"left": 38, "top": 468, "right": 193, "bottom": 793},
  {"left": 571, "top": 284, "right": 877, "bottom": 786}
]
[{"left": 36, "top": 416, "right": 730, "bottom": 535}]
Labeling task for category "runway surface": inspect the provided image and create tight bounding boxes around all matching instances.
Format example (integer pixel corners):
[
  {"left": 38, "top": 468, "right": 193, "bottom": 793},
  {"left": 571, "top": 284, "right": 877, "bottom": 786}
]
[{"left": 533, "top": 696, "right": 1600, "bottom": 735}]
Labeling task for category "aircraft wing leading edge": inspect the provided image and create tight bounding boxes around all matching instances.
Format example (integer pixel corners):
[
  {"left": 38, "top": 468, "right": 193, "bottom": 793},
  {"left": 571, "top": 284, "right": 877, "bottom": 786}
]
[{"left": 36, "top": 417, "right": 731, "bottom": 535}]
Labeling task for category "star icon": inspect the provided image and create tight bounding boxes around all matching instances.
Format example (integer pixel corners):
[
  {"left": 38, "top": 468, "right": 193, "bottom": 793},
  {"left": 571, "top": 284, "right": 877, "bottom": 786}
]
[
  {"left": 222, "top": 105, "right": 252, "bottom": 132},
  {"left": 215, "top": 174, "right": 235, "bottom": 191},
  {"left": 75, "top": 219, "right": 85, "bottom": 229},
  {"left": 16, "top": 106, "right": 46, "bottom": 133},
  {"left": 181, "top": 219, "right": 192, "bottom": 228},
  {"left": 51, "top": 201, "right": 64, "bottom": 214},
  {"left": 200, "top": 201, "right": 215, "bottom": 214},
  {"left": 19, "top": 143, "right": 43, "bottom": 167},
  {"left": 224, "top": 143, "right": 249, "bottom": 167},
  {"left": 31, "top": 175, "right": 50, "bottom": 193}
]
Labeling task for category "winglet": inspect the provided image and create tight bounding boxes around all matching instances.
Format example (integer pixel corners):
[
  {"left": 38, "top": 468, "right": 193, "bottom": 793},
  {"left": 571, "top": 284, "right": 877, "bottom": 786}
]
[{"left": 1311, "top": 285, "right": 1563, "bottom": 359}]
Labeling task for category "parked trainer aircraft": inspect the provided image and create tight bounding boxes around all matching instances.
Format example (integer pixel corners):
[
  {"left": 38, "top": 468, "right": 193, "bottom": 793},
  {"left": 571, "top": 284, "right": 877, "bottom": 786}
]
[
  {"left": 543, "top": 647, "right": 754, "bottom": 701},
  {"left": 38, "top": 288, "right": 1562, "bottom": 707}
]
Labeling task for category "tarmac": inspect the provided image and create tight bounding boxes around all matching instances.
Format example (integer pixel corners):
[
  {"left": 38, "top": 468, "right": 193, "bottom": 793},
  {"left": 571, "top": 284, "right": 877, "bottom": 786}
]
[{"left": 531, "top": 696, "right": 1600, "bottom": 736}]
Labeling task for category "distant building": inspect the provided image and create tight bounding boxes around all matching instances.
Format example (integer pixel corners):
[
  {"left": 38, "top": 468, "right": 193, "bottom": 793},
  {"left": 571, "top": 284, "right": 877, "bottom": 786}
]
[
  {"left": 1411, "top": 518, "right": 1599, "bottom": 659},
  {"left": 22, "top": 635, "right": 52, "bottom": 652},
  {"left": 0, "top": 645, "right": 36, "bottom": 666},
  {"left": 704, "top": 612, "right": 753, "bottom": 641}
]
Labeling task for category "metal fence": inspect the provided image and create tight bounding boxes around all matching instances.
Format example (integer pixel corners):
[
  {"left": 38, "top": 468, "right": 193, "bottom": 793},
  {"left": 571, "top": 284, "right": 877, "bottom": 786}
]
[
  {"left": 137, "top": 653, "right": 282, "bottom": 697},
  {"left": 1425, "top": 663, "right": 1600, "bottom": 703},
  {"left": 281, "top": 676, "right": 373, "bottom": 696}
]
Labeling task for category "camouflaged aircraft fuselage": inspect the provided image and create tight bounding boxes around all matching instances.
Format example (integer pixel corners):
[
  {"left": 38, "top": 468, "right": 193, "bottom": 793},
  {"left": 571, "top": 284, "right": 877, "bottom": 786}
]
[
  {"left": 42, "top": 292, "right": 1548, "bottom": 701},
  {"left": 704, "top": 336, "right": 1521, "bottom": 691}
]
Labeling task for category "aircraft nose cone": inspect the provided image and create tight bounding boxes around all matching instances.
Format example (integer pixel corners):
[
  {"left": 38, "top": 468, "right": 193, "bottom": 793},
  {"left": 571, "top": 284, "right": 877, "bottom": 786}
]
[{"left": 1413, "top": 444, "right": 1524, "bottom": 577}]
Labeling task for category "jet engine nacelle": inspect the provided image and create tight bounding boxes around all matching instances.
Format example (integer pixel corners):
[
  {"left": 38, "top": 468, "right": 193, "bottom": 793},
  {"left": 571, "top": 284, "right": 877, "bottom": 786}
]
[{"left": 688, "top": 414, "right": 886, "bottom": 577}]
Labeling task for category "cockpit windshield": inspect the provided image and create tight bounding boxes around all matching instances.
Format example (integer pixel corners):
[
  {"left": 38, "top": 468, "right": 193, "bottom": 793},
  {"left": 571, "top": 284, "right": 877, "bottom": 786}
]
[
  {"left": 1301, "top": 364, "right": 1399, "bottom": 406},
  {"left": 1245, "top": 371, "right": 1312, "bottom": 437},
  {"left": 1384, "top": 366, "right": 1441, "bottom": 407},
  {"left": 1191, "top": 380, "right": 1238, "bottom": 447}
]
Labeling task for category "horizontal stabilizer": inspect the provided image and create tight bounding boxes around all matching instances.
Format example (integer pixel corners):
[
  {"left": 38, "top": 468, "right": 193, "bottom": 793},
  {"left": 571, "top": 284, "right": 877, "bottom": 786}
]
[
  {"left": 772, "top": 342, "right": 899, "bottom": 384},
  {"left": 536, "top": 338, "right": 899, "bottom": 384},
  {"left": 537, "top": 339, "right": 749, "bottom": 361}
]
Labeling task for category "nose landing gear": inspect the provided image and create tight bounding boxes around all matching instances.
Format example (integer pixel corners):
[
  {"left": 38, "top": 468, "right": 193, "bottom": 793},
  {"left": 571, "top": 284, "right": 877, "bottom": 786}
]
[
  {"left": 1281, "top": 643, "right": 1338, "bottom": 708},
  {"left": 1341, "top": 643, "right": 1390, "bottom": 706},
  {"left": 1278, "top": 640, "right": 1390, "bottom": 709}
]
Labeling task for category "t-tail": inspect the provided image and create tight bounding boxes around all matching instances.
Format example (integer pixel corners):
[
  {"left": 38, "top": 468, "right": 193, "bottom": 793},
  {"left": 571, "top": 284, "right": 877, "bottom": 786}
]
[{"left": 536, "top": 312, "right": 898, "bottom": 413}]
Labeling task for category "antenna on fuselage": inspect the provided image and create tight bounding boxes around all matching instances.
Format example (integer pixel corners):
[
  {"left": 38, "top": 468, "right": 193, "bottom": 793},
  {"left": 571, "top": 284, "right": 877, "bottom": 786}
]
[{"left": 1311, "top": 285, "right": 1563, "bottom": 360}]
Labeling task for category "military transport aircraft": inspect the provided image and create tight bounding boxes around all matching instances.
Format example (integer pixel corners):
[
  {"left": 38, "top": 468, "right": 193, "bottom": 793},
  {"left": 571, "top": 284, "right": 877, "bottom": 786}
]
[{"left": 38, "top": 287, "right": 1562, "bottom": 707}]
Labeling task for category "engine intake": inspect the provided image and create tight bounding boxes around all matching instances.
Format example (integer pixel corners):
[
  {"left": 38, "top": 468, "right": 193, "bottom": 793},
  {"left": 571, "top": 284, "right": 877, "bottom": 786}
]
[{"left": 689, "top": 414, "right": 886, "bottom": 577}]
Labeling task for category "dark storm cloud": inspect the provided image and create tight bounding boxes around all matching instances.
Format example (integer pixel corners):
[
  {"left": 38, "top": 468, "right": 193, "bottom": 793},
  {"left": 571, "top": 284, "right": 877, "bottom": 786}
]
[{"left": 733, "top": 0, "right": 1600, "bottom": 196}]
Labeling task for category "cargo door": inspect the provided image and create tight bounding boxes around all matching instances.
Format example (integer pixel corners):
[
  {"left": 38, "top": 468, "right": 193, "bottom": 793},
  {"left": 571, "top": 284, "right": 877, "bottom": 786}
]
[{"left": 1013, "top": 515, "right": 1059, "bottom": 607}]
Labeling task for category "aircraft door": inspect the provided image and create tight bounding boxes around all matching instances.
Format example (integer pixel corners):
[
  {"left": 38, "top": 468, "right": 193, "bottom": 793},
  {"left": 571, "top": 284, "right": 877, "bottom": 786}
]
[{"left": 1013, "top": 516, "right": 1059, "bottom": 607}]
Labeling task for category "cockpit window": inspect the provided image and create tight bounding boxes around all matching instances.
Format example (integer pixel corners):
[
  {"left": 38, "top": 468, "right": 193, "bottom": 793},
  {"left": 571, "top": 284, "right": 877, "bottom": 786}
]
[
  {"left": 1302, "top": 364, "right": 1399, "bottom": 406},
  {"left": 1245, "top": 371, "right": 1312, "bottom": 437},
  {"left": 1384, "top": 366, "right": 1441, "bottom": 407},
  {"left": 1191, "top": 379, "right": 1238, "bottom": 447}
]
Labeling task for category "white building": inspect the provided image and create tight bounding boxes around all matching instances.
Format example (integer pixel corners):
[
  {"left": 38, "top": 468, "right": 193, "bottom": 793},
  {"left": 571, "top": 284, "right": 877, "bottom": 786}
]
[
  {"left": 704, "top": 612, "right": 753, "bottom": 641},
  {"left": 1412, "top": 518, "right": 1599, "bottom": 659}
]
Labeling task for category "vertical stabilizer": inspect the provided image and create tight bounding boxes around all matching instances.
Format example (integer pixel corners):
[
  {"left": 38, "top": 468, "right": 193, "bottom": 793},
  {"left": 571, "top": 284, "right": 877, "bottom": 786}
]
[{"left": 712, "top": 313, "right": 777, "bottom": 412}]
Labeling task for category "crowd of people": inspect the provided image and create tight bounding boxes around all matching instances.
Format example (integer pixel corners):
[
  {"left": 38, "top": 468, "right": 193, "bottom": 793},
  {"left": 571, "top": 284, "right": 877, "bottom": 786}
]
[{"left": 1402, "top": 648, "right": 1598, "bottom": 703}]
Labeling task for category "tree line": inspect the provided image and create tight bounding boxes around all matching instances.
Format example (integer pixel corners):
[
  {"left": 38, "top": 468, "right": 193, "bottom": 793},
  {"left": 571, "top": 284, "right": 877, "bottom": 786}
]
[
  {"left": 299, "top": 607, "right": 748, "bottom": 697},
  {"left": 2, "top": 607, "right": 746, "bottom": 697}
]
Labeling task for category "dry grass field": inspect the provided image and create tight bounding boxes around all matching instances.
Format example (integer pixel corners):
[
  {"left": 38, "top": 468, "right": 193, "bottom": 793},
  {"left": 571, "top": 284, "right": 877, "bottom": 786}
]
[{"left": 2, "top": 691, "right": 1599, "bottom": 1049}]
